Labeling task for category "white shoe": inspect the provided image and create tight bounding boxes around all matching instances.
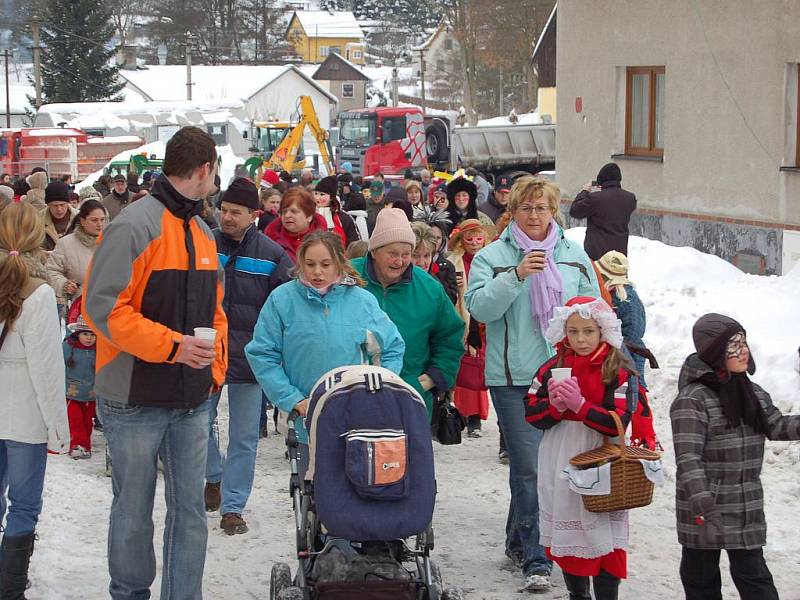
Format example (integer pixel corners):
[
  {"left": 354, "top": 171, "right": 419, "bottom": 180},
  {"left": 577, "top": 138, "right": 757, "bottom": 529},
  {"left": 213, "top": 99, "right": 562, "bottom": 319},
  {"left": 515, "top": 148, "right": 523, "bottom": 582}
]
[
  {"left": 69, "top": 446, "right": 88, "bottom": 459},
  {"left": 522, "top": 573, "right": 550, "bottom": 593}
]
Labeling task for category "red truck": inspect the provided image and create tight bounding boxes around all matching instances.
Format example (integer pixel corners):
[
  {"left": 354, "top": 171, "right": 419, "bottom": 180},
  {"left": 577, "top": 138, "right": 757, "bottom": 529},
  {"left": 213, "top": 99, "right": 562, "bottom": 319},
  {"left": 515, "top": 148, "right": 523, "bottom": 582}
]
[
  {"left": 0, "top": 127, "right": 144, "bottom": 180},
  {"left": 335, "top": 105, "right": 555, "bottom": 180}
]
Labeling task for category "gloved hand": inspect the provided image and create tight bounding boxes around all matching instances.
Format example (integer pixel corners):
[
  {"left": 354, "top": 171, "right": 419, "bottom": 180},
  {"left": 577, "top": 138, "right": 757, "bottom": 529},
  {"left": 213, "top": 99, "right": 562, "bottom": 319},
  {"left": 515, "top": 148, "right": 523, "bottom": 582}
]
[
  {"left": 547, "top": 379, "right": 568, "bottom": 412},
  {"left": 558, "top": 376, "right": 585, "bottom": 413},
  {"left": 696, "top": 495, "right": 724, "bottom": 547}
]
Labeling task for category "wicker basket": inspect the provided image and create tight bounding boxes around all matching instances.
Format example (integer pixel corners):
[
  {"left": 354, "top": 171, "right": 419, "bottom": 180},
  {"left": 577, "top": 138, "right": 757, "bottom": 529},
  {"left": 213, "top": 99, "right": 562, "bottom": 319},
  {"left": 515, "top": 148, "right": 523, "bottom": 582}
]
[{"left": 569, "top": 411, "right": 661, "bottom": 513}]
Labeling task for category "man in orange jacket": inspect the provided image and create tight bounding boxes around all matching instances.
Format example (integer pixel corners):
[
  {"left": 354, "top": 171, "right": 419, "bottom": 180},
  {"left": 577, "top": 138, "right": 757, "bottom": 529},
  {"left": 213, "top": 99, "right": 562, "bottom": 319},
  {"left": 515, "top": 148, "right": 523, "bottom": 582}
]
[{"left": 83, "top": 126, "right": 228, "bottom": 600}]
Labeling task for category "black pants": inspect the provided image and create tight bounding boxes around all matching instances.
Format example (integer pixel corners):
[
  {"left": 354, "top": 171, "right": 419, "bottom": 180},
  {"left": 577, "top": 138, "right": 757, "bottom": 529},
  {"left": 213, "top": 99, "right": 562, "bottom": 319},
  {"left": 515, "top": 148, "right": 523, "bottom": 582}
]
[{"left": 679, "top": 547, "right": 778, "bottom": 600}]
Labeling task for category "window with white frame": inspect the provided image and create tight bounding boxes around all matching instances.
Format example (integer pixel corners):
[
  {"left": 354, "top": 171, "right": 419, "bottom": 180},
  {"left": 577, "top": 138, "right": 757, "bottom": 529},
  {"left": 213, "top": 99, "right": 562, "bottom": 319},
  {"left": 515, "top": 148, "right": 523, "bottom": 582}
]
[
  {"left": 319, "top": 46, "right": 329, "bottom": 57},
  {"left": 353, "top": 50, "right": 363, "bottom": 59},
  {"left": 342, "top": 83, "right": 354, "bottom": 98}
]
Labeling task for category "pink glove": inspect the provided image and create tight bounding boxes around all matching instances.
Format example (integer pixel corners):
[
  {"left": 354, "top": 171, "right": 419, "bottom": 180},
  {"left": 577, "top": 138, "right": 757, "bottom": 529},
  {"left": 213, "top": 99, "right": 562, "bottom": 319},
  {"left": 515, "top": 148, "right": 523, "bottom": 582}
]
[
  {"left": 558, "top": 376, "right": 585, "bottom": 413},
  {"left": 547, "top": 379, "right": 568, "bottom": 412}
]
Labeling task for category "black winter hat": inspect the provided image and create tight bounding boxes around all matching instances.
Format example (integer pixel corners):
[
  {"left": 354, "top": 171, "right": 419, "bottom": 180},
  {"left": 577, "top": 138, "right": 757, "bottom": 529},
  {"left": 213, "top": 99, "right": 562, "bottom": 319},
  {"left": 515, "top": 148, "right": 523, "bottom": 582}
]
[
  {"left": 446, "top": 177, "right": 477, "bottom": 203},
  {"left": 45, "top": 180, "right": 70, "bottom": 204},
  {"left": 219, "top": 177, "right": 259, "bottom": 210},
  {"left": 692, "top": 313, "right": 755, "bottom": 375},
  {"left": 596, "top": 162, "right": 622, "bottom": 185},
  {"left": 337, "top": 172, "right": 353, "bottom": 185},
  {"left": 385, "top": 186, "right": 407, "bottom": 204},
  {"left": 315, "top": 175, "right": 338, "bottom": 198},
  {"left": 113, "top": 173, "right": 127, "bottom": 182}
]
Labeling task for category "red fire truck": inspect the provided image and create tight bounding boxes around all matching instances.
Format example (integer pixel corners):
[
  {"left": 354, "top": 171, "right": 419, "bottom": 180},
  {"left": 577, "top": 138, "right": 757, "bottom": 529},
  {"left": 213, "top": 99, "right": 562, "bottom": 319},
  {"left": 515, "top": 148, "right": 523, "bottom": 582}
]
[{"left": 0, "top": 127, "right": 144, "bottom": 180}]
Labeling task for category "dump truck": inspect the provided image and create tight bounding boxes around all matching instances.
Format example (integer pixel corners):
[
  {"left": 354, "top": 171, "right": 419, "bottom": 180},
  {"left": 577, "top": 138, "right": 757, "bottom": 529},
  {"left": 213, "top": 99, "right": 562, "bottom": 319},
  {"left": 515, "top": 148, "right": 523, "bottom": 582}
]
[{"left": 335, "top": 106, "right": 555, "bottom": 179}]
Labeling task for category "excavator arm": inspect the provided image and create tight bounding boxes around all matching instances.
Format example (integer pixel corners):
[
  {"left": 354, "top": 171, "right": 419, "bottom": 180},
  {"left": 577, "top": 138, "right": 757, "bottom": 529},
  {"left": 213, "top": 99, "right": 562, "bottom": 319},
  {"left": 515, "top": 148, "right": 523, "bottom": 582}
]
[{"left": 265, "top": 96, "right": 333, "bottom": 175}]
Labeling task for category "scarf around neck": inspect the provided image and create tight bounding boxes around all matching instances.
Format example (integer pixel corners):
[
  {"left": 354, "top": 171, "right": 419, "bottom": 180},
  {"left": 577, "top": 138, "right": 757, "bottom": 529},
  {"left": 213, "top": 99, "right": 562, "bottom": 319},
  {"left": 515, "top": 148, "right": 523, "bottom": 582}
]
[
  {"left": 698, "top": 370, "right": 769, "bottom": 434},
  {"left": 510, "top": 221, "right": 563, "bottom": 333}
]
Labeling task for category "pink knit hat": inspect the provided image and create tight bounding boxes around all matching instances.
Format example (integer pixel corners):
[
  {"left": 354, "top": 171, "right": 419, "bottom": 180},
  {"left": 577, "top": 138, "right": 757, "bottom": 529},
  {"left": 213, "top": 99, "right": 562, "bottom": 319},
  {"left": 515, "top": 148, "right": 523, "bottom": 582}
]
[{"left": 368, "top": 207, "right": 417, "bottom": 251}]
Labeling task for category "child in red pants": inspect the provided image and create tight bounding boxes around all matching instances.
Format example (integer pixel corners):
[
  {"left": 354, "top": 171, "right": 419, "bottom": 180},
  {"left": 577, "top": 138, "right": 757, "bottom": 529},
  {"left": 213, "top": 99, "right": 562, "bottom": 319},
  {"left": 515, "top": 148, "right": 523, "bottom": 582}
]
[{"left": 63, "top": 316, "right": 97, "bottom": 459}]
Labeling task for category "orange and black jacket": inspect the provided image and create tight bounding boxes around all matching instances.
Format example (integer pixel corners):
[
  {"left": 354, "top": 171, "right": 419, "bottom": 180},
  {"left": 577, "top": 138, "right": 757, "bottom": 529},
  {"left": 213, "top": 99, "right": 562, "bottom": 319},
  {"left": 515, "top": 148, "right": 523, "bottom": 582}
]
[{"left": 82, "top": 176, "right": 228, "bottom": 409}]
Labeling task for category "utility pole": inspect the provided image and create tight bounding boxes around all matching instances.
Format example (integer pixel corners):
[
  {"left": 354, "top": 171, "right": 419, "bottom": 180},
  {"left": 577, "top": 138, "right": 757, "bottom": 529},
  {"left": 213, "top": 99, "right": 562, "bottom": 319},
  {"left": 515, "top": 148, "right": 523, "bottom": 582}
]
[
  {"left": 498, "top": 68, "right": 504, "bottom": 115},
  {"left": 4, "top": 50, "right": 10, "bottom": 127},
  {"left": 391, "top": 65, "right": 399, "bottom": 108},
  {"left": 31, "top": 18, "right": 42, "bottom": 108},
  {"left": 185, "top": 32, "right": 195, "bottom": 101},
  {"left": 418, "top": 49, "right": 426, "bottom": 113}
]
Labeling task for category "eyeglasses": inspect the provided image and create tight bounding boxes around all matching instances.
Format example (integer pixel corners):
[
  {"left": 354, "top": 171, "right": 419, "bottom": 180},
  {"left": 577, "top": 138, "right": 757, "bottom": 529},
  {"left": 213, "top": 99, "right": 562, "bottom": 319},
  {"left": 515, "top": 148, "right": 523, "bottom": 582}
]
[
  {"left": 725, "top": 333, "right": 748, "bottom": 359},
  {"left": 516, "top": 205, "right": 551, "bottom": 215}
]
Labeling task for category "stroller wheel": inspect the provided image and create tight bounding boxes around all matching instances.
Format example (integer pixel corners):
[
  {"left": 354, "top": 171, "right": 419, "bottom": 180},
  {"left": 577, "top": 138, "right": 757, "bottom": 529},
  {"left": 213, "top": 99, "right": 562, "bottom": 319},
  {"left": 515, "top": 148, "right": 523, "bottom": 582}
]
[
  {"left": 441, "top": 588, "right": 465, "bottom": 600},
  {"left": 269, "top": 563, "right": 293, "bottom": 600},
  {"left": 276, "top": 587, "right": 304, "bottom": 600}
]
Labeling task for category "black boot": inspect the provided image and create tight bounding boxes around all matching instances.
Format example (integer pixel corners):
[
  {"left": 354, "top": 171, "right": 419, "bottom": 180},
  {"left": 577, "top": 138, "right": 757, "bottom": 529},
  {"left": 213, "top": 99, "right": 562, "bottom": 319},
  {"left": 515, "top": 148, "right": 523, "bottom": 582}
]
[
  {"left": 562, "top": 572, "right": 591, "bottom": 600},
  {"left": 592, "top": 570, "right": 620, "bottom": 600},
  {"left": 0, "top": 532, "right": 35, "bottom": 600}
]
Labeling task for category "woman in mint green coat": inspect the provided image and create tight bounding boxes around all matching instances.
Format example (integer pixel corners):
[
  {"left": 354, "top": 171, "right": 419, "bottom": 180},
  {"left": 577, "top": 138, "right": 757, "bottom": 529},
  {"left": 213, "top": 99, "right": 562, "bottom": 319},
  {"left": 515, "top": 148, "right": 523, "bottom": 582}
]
[{"left": 465, "top": 177, "right": 599, "bottom": 593}]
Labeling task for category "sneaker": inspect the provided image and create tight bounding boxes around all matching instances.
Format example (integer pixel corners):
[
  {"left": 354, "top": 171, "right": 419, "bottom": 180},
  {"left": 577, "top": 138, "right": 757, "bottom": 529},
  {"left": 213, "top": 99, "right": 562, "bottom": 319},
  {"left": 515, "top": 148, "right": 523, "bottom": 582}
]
[
  {"left": 522, "top": 573, "right": 551, "bottom": 593},
  {"left": 498, "top": 449, "right": 510, "bottom": 465},
  {"left": 220, "top": 512, "right": 248, "bottom": 535},
  {"left": 69, "top": 446, "right": 89, "bottom": 459},
  {"left": 205, "top": 482, "right": 221, "bottom": 512},
  {"left": 467, "top": 428, "right": 483, "bottom": 438}
]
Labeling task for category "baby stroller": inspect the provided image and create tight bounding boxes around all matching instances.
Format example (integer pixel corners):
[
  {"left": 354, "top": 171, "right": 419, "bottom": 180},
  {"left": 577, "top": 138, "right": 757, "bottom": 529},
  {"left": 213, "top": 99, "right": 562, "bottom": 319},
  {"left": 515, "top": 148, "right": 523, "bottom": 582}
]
[{"left": 270, "top": 366, "right": 463, "bottom": 600}]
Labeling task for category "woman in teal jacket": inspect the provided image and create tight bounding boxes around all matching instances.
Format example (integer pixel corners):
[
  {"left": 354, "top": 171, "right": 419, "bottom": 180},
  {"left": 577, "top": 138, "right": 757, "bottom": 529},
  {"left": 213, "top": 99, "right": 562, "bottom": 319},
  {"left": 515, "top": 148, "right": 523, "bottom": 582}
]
[
  {"left": 245, "top": 231, "right": 405, "bottom": 448},
  {"left": 465, "top": 176, "right": 600, "bottom": 593}
]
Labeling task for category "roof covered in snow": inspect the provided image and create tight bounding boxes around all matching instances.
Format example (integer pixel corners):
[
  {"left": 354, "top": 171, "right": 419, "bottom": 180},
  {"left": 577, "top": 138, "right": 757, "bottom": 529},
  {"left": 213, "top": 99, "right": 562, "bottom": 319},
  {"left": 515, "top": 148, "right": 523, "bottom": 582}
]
[
  {"left": 288, "top": 10, "right": 364, "bottom": 39},
  {"left": 118, "top": 64, "right": 336, "bottom": 104}
]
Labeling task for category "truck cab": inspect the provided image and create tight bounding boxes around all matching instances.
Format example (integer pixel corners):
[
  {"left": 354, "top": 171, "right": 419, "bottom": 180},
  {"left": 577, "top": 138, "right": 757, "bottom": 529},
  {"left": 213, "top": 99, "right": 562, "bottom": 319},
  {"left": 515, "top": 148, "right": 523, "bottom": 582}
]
[{"left": 336, "top": 107, "right": 427, "bottom": 178}]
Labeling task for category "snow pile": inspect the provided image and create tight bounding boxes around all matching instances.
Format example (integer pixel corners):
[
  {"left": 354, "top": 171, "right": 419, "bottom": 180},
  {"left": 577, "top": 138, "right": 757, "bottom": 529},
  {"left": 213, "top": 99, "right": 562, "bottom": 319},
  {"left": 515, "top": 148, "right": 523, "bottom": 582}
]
[
  {"left": 22, "top": 230, "right": 800, "bottom": 598},
  {"left": 477, "top": 111, "right": 542, "bottom": 127},
  {"left": 75, "top": 141, "right": 241, "bottom": 190}
]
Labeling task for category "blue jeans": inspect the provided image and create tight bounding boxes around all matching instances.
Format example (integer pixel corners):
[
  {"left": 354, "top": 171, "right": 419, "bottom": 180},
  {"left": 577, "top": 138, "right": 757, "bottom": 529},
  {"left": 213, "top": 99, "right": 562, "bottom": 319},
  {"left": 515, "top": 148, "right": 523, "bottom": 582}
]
[
  {"left": 0, "top": 440, "right": 47, "bottom": 536},
  {"left": 205, "top": 383, "right": 262, "bottom": 514},
  {"left": 99, "top": 397, "right": 211, "bottom": 600},
  {"left": 490, "top": 386, "right": 551, "bottom": 577}
]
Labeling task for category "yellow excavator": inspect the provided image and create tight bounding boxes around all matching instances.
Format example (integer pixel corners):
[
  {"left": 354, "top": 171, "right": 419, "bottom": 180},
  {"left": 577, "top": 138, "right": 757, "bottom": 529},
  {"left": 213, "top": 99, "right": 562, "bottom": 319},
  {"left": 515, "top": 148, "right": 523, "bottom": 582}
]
[{"left": 246, "top": 96, "right": 334, "bottom": 179}]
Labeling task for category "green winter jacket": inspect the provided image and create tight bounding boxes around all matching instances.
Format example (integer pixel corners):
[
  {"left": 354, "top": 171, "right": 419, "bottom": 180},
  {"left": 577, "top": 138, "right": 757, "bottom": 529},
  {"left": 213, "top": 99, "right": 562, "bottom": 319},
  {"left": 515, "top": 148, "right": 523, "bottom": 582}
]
[
  {"left": 351, "top": 256, "right": 465, "bottom": 418},
  {"left": 465, "top": 224, "right": 600, "bottom": 387}
]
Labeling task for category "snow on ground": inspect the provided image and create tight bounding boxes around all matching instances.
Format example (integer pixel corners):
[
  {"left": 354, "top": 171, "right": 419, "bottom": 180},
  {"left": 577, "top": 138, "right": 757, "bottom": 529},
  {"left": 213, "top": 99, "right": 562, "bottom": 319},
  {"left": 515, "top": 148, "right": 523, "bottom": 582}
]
[
  {"left": 24, "top": 231, "right": 800, "bottom": 599},
  {"left": 477, "top": 112, "right": 542, "bottom": 127}
]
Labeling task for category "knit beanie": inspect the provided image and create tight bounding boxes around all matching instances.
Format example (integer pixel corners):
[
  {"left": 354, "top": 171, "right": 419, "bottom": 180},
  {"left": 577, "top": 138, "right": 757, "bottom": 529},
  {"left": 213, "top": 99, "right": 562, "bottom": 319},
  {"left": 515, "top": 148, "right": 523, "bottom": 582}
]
[
  {"left": 261, "top": 169, "right": 280, "bottom": 187},
  {"left": 78, "top": 186, "right": 102, "bottom": 203},
  {"left": 692, "top": 313, "right": 755, "bottom": 374},
  {"left": 220, "top": 177, "right": 259, "bottom": 210},
  {"left": 45, "top": 180, "right": 70, "bottom": 204},
  {"left": 0, "top": 185, "right": 13, "bottom": 203},
  {"left": 368, "top": 208, "right": 417, "bottom": 251},
  {"left": 315, "top": 175, "right": 338, "bottom": 198},
  {"left": 596, "top": 162, "right": 622, "bottom": 185}
]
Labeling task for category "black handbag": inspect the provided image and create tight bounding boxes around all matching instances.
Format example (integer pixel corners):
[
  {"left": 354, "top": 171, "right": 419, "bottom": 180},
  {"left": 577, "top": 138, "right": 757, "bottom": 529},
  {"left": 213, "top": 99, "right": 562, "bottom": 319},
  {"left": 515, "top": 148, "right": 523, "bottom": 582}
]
[{"left": 433, "top": 396, "right": 466, "bottom": 445}]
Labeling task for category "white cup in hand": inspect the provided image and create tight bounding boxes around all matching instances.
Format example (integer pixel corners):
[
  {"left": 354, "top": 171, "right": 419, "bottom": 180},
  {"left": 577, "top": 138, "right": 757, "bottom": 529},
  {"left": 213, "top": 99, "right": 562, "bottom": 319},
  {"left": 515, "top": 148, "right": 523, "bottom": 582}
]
[
  {"left": 193, "top": 328, "right": 216, "bottom": 366},
  {"left": 550, "top": 367, "right": 572, "bottom": 383}
]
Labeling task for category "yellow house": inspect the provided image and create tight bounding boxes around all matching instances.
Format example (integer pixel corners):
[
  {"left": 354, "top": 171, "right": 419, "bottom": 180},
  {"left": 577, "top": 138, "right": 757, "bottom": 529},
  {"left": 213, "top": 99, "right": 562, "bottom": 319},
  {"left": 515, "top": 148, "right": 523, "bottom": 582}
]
[{"left": 286, "top": 11, "right": 366, "bottom": 65}]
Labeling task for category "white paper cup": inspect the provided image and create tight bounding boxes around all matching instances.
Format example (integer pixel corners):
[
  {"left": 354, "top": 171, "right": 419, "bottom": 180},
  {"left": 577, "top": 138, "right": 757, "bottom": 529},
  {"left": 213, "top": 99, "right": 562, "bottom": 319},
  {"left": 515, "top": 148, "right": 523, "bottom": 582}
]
[
  {"left": 193, "top": 327, "right": 217, "bottom": 343},
  {"left": 550, "top": 367, "right": 572, "bottom": 382}
]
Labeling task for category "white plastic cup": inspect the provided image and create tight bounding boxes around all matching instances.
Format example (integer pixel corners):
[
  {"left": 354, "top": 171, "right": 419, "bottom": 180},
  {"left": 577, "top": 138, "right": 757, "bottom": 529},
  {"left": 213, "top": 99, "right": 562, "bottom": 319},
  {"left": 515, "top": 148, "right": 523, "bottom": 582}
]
[
  {"left": 193, "top": 327, "right": 217, "bottom": 343},
  {"left": 550, "top": 367, "right": 572, "bottom": 382}
]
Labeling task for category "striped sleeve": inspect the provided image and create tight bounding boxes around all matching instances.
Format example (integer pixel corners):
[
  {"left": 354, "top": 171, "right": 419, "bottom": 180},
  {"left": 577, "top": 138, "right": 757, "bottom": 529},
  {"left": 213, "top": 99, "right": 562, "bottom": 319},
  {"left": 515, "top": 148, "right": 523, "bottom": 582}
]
[
  {"left": 670, "top": 388, "right": 713, "bottom": 513},
  {"left": 574, "top": 379, "right": 632, "bottom": 436},
  {"left": 526, "top": 371, "right": 564, "bottom": 430}
]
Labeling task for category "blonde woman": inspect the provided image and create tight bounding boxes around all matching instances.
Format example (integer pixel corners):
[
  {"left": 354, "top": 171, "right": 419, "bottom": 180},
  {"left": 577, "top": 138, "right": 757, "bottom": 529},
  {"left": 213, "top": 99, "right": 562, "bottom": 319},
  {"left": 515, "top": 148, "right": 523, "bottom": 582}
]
[
  {"left": 0, "top": 202, "right": 69, "bottom": 598},
  {"left": 465, "top": 176, "right": 599, "bottom": 592}
]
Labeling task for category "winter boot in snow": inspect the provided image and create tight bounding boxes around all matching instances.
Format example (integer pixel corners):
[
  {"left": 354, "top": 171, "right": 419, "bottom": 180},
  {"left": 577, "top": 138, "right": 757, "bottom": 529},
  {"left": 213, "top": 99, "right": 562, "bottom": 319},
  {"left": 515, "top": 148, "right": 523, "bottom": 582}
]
[
  {"left": 0, "top": 531, "right": 35, "bottom": 600},
  {"left": 220, "top": 513, "right": 248, "bottom": 535},
  {"left": 592, "top": 570, "right": 620, "bottom": 600},
  {"left": 204, "top": 482, "right": 221, "bottom": 512},
  {"left": 562, "top": 573, "right": 591, "bottom": 600}
]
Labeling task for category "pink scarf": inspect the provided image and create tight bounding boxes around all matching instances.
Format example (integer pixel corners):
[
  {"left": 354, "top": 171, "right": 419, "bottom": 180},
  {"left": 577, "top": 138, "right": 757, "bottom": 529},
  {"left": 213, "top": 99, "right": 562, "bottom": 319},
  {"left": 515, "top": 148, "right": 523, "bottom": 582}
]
[{"left": 510, "top": 221, "right": 563, "bottom": 332}]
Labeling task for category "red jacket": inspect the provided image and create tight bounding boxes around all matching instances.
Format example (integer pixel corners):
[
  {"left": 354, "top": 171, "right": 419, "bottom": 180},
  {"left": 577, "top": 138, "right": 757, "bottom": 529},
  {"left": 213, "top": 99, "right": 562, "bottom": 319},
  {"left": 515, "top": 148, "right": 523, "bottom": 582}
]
[
  {"left": 265, "top": 213, "right": 327, "bottom": 262},
  {"left": 526, "top": 343, "right": 637, "bottom": 437}
]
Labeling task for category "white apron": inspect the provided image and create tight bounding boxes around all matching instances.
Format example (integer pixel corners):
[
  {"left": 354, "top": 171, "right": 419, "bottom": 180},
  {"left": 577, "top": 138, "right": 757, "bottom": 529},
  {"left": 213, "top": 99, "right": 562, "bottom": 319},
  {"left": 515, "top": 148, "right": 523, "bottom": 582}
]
[{"left": 538, "top": 420, "right": 628, "bottom": 559}]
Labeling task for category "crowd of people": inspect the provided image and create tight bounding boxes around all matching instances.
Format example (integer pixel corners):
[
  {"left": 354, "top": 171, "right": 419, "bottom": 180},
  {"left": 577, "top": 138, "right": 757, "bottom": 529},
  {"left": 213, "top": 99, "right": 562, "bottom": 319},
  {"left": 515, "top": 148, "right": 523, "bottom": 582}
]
[{"left": 0, "top": 127, "right": 799, "bottom": 600}]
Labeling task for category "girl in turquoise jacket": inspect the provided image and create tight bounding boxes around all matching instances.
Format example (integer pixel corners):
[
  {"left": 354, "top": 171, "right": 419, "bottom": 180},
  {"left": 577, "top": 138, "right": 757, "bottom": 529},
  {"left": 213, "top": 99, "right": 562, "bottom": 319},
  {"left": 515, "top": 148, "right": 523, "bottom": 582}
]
[{"left": 245, "top": 232, "right": 405, "bottom": 444}]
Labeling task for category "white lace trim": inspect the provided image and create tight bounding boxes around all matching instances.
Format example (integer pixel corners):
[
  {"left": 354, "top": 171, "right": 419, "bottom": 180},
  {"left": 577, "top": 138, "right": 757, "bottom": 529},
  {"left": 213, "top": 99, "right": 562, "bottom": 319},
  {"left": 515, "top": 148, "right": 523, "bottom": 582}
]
[{"left": 544, "top": 299, "right": 623, "bottom": 349}]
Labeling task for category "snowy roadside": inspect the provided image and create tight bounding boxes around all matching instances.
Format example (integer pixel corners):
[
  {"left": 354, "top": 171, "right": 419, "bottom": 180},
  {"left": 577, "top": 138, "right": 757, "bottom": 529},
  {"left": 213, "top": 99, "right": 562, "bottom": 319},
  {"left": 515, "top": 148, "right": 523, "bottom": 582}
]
[{"left": 26, "top": 232, "right": 800, "bottom": 599}]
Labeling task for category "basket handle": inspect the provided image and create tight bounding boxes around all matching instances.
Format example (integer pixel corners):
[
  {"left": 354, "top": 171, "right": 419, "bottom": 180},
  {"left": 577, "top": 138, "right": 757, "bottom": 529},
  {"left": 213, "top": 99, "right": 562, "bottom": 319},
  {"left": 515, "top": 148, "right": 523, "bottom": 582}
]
[{"left": 606, "top": 410, "right": 627, "bottom": 453}]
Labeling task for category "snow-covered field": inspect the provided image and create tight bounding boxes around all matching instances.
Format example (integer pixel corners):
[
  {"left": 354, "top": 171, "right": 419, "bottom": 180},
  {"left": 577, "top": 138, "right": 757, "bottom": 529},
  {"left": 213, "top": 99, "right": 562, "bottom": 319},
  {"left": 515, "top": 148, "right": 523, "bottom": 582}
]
[{"left": 25, "top": 230, "right": 800, "bottom": 599}]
